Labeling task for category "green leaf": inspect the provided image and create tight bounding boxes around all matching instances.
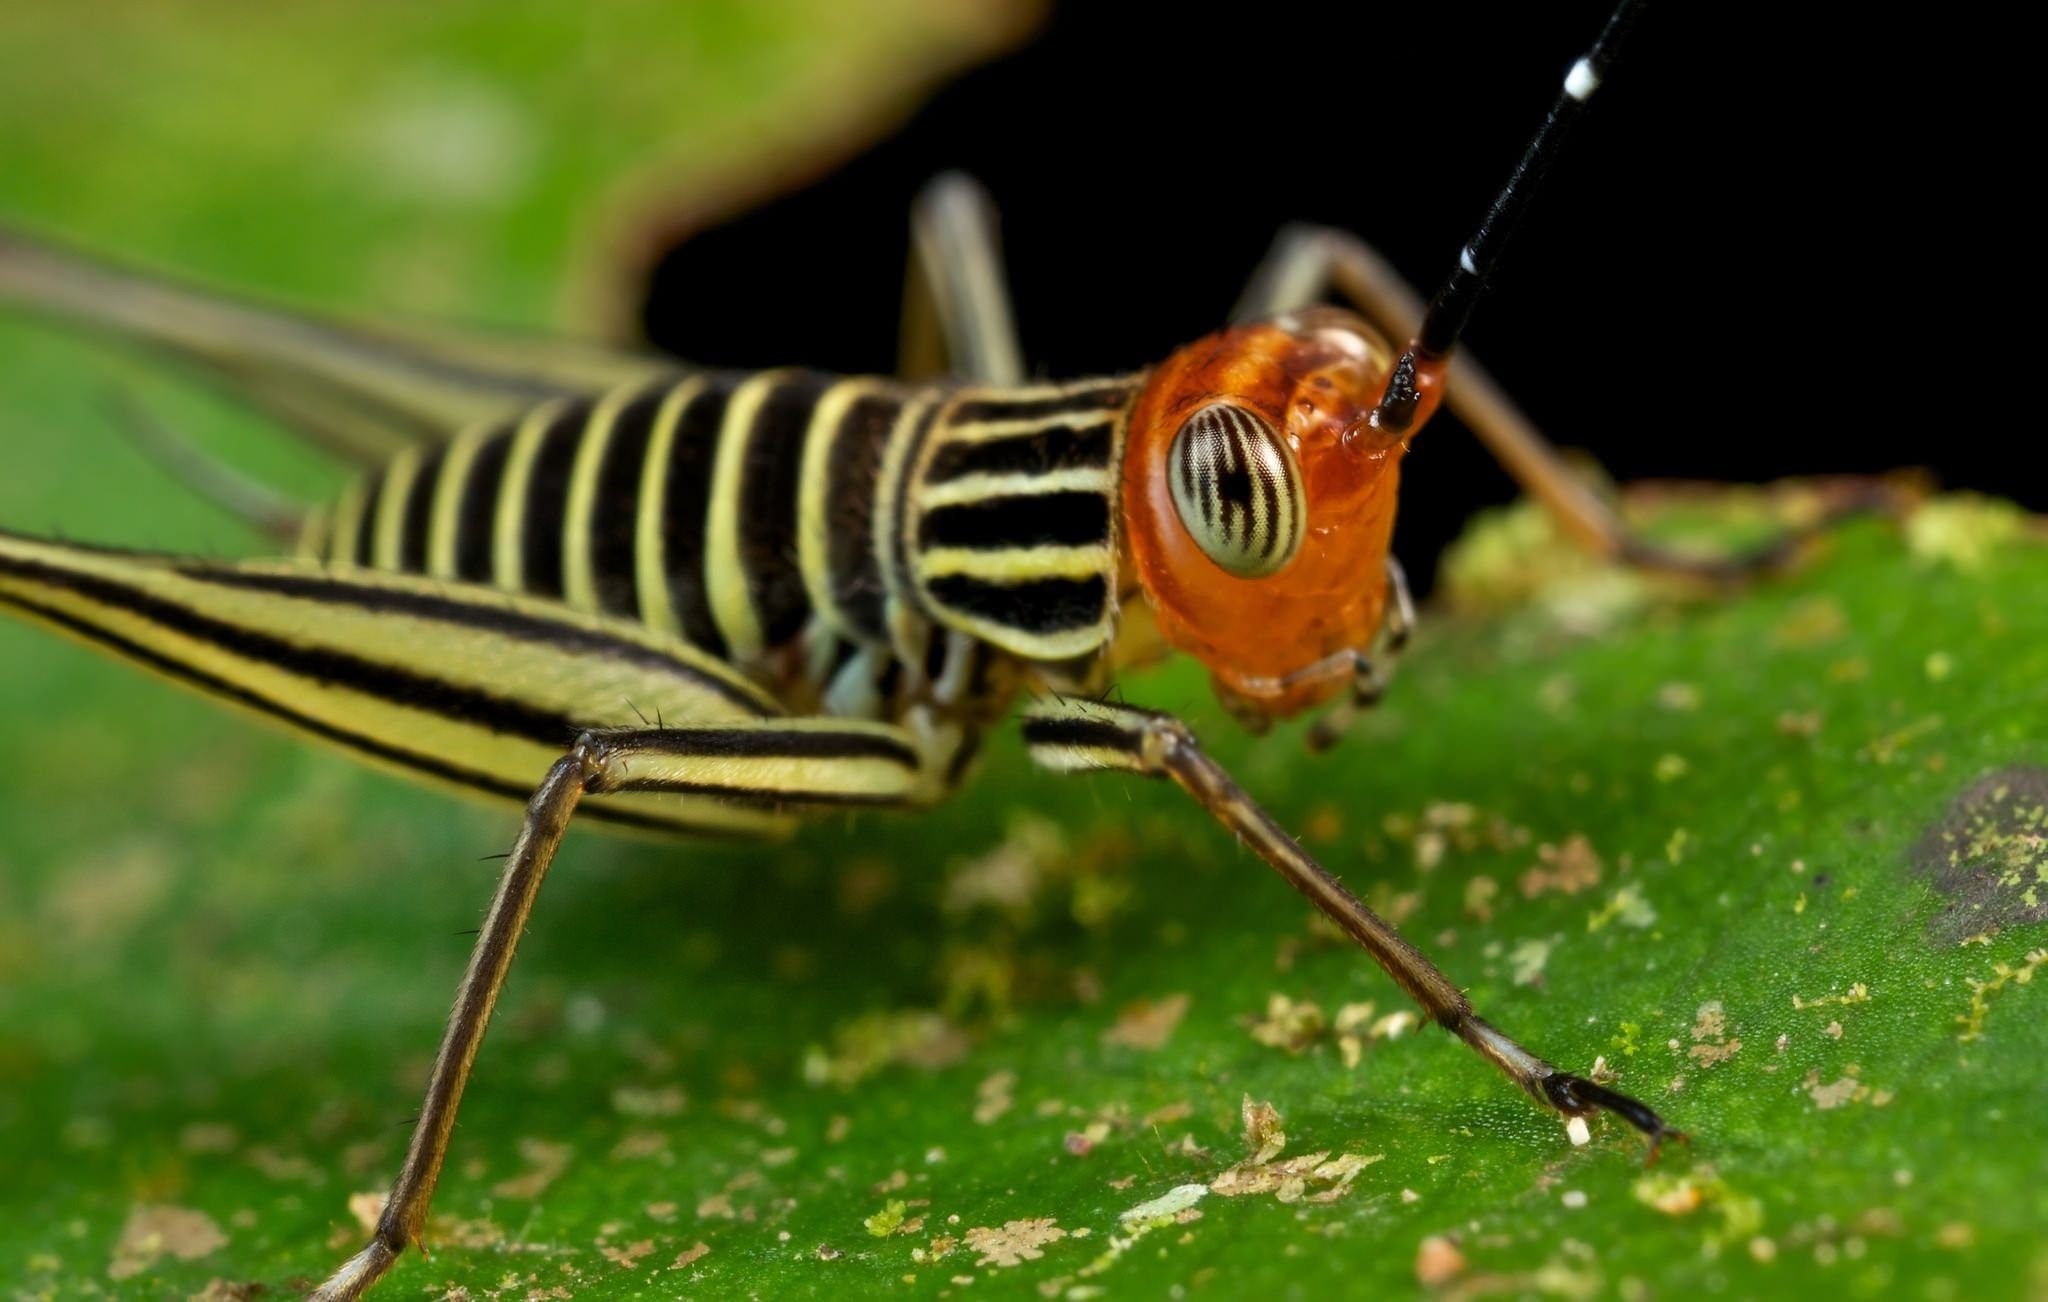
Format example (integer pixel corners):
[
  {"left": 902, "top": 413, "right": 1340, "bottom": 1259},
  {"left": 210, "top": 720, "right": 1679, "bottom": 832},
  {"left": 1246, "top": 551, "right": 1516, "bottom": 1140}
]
[{"left": 2, "top": 7, "right": 2045, "bottom": 1299}]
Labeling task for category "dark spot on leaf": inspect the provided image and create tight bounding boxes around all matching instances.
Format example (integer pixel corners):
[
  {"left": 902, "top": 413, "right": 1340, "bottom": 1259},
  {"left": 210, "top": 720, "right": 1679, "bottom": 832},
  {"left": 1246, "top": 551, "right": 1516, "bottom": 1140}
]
[{"left": 1909, "top": 766, "right": 2048, "bottom": 946}]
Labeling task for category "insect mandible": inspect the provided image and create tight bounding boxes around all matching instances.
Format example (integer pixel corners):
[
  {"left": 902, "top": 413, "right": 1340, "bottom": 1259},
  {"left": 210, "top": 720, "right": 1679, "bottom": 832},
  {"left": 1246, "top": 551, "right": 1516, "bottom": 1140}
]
[{"left": 0, "top": 1, "right": 1858, "bottom": 1293}]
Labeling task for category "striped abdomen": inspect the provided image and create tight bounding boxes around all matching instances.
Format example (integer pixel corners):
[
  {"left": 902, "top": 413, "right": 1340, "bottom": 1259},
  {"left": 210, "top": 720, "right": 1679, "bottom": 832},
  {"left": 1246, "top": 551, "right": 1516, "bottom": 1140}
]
[{"left": 302, "top": 368, "right": 1140, "bottom": 705}]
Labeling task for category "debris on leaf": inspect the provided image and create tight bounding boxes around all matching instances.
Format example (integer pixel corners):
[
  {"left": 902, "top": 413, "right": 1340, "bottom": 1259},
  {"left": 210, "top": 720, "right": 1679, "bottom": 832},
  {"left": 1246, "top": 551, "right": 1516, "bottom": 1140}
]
[
  {"left": 974, "top": 1069, "right": 1016, "bottom": 1124},
  {"left": 1370, "top": 1009, "right": 1417, "bottom": 1040},
  {"left": 1586, "top": 883, "right": 1657, "bottom": 931},
  {"left": 1521, "top": 836, "right": 1603, "bottom": 898},
  {"left": 1463, "top": 876, "right": 1499, "bottom": 923},
  {"left": 1102, "top": 993, "right": 1191, "bottom": 1051},
  {"left": 1119, "top": 1184, "right": 1209, "bottom": 1224},
  {"left": 963, "top": 1217, "right": 1065, "bottom": 1267},
  {"left": 1246, "top": 993, "right": 1327, "bottom": 1053},
  {"left": 1805, "top": 1067, "right": 1865, "bottom": 1110},
  {"left": 866, "top": 1199, "right": 923, "bottom": 1238},
  {"left": 943, "top": 813, "right": 1063, "bottom": 917},
  {"left": 600, "top": 1238, "right": 655, "bottom": 1269},
  {"left": 1334, "top": 1001, "right": 1377, "bottom": 1068},
  {"left": 1633, "top": 1169, "right": 1764, "bottom": 1242},
  {"left": 346, "top": 1191, "right": 385, "bottom": 1236},
  {"left": 108, "top": 1204, "right": 227, "bottom": 1280},
  {"left": 803, "top": 1009, "right": 971, "bottom": 1088},
  {"left": 491, "top": 1137, "right": 572, "bottom": 1198},
  {"left": 1209, "top": 1097, "right": 1381, "bottom": 1203},
  {"left": 611, "top": 1084, "right": 686, "bottom": 1118},
  {"left": 1240, "top": 1095, "right": 1286, "bottom": 1164},
  {"left": 1687, "top": 1000, "right": 1742, "bottom": 1067},
  {"left": 1414, "top": 1234, "right": 1467, "bottom": 1287},
  {"left": 1906, "top": 493, "right": 2025, "bottom": 572},
  {"left": 1510, "top": 937, "right": 1555, "bottom": 987}
]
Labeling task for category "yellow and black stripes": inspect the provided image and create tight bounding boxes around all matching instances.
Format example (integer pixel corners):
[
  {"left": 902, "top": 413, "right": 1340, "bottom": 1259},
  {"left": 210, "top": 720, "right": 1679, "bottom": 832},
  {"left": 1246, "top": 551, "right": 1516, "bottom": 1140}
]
[
  {"left": 1019, "top": 695, "right": 1166, "bottom": 775},
  {"left": 0, "top": 530, "right": 954, "bottom": 832},
  {"left": 900, "top": 379, "right": 1136, "bottom": 662},
  {"left": 303, "top": 369, "right": 1140, "bottom": 718}
]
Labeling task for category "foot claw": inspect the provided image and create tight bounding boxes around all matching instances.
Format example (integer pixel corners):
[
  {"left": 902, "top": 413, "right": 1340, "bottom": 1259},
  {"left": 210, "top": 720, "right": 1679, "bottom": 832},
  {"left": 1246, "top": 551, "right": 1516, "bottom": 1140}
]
[{"left": 1543, "top": 1071, "right": 1684, "bottom": 1158}]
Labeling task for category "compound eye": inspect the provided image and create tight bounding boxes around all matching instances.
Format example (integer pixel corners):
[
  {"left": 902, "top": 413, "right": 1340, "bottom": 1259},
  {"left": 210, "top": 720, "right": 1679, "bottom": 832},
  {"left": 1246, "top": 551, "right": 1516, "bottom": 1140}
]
[{"left": 1166, "top": 402, "right": 1305, "bottom": 579}]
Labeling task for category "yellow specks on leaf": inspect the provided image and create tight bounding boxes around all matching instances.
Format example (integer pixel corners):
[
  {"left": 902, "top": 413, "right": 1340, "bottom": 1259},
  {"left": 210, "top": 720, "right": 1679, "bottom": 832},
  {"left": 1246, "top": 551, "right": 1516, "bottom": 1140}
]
[
  {"left": 179, "top": 1122, "right": 239, "bottom": 1154},
  {"left": 1934, "top": 1221, "right": 1976, "bottom": 1249},
  {"left": 108, "top": 1204, "right": 227, "bottom": 1280},
  {"left": 1905, "top": 493, "right": 2024, "bottom": 572},
  {"left": 1510, "top": 937, "right": 1555, "bottom": 987},
  {"left": 1956, "top": 948, "right": 2047, "bottom": 1042},
  {"left": 611, "top": 1084, "right": 685, "bottom": 1118},
  {"left": 1463, "top": 876, "right": 1499, "bottom": 923},
  {"left": 1792, "top": 982, "right": 1870, "bottom": 1010},
  {"left": 963, "top": 1217, "right": 1065, "bottom": 1268},
  {"left": 1862, "top": 714, "right": 1942, "bottom": 765},
  {"left": 1654, "top": 753, "right": 1689, "bottom": 783},
  {"left": 1666, "top": 828, "right": 1690, "bottom": 866},
  {"left": 1587, "top": 883, "right": 1657, "bottom": 931},
  {"left": 1102, "top": 992, "right": 1190, "bottom": 1051},
  {"left": 1658, "top": 681, "right": 1702, "bottom": 711},
  {"left": 1773, "top": 595, "right": 1848, "bottom": 648},
  {"left": 804, "top": 1009, "right": 971, "bottom": 1088},
  {"left": 973, "top": 1069, "right": 1016, "bottom": 1124},
  {"left": 866, "top": 1200, "right": 914, "bottom": 1238},
  {"left": 610, "top": 1130, "right": 668, "bottom": 1161},
  {"left": 1521, "top": 835, "right": 1603, "bottom": 898}
]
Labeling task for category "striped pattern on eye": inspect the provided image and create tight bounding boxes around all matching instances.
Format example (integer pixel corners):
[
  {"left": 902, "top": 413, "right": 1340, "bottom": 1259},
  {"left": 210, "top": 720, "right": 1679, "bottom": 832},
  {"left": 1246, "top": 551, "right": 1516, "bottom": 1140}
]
[{"left": 1166, "top": 402, "right": 1305, "bottom": 579}]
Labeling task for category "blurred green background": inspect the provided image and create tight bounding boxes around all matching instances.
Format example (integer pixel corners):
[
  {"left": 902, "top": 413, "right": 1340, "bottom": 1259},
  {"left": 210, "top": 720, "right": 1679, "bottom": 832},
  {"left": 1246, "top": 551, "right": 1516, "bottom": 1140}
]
[{"left": 2, "top": 4, "right": 2045, "bottom": 1298}]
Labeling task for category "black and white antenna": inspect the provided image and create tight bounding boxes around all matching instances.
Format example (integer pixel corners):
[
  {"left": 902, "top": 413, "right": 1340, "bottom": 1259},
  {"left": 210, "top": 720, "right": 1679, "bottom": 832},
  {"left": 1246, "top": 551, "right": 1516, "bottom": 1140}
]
[{"left": 1370, "top": 0, "right": 1648, "bottom": 435}]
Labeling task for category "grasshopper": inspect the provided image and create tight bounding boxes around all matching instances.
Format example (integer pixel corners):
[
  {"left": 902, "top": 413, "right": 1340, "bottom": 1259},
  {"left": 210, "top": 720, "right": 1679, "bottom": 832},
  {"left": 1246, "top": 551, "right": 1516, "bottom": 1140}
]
[{"left": 0, "top": 1, "right": 1869, "bottom": 1291}]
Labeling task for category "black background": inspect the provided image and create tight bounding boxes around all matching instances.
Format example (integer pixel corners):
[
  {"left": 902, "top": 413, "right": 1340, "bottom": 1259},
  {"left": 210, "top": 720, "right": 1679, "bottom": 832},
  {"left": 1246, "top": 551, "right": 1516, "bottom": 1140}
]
[{"left": 641, "top": 1, "right": 2014, "bottom": 590}]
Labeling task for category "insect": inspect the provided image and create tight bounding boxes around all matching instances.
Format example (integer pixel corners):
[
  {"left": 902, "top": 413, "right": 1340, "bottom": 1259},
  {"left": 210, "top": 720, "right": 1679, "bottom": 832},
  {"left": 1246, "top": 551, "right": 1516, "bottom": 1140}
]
[{"left": 0, "top": 1, "right": 1854, "bottom": 1293}]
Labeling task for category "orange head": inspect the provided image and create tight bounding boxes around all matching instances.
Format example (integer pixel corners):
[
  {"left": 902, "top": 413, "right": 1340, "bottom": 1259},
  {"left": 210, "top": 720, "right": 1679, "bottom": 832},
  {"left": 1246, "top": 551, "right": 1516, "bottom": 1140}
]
[{"left": 1120, "top": 308, "right": 1445, "bottom": 722}]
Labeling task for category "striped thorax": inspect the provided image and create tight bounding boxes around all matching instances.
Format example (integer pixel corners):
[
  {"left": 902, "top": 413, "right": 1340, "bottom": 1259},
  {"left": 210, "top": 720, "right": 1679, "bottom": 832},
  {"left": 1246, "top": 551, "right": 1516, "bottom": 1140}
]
[{"left": 303, "top": 369, "right": 1143, "bottom": 731}]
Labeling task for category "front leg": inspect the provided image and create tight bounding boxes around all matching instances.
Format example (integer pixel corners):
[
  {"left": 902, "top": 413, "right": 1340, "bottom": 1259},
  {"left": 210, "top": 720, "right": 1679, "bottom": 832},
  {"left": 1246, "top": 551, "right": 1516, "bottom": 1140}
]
[{"left": 1021, "top": 695, "right": 1678, "bottom": 1150}]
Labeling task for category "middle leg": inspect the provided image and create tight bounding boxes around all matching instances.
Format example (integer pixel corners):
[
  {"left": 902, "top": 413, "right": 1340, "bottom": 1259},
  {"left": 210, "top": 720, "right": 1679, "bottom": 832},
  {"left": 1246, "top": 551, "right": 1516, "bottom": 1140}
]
[{"left": 1021, "top": 693, "right": 1678, "bottom": 1149}]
